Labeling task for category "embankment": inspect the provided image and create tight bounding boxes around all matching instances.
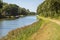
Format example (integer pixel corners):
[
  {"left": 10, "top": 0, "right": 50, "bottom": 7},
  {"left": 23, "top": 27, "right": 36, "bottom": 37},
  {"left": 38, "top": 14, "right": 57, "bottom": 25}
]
[
  {"left": 0, "top": 19, "right": 43, "bottom": 40},
  {"left": 1, "top": 16, "right": 60, "bottom": 40}
]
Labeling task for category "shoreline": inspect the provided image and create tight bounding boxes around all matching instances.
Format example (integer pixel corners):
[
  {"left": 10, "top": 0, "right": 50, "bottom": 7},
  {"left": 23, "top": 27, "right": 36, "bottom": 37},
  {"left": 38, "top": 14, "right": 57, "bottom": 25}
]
[{"left": 0, "top": 19, "right": 43, "bottom": 40}]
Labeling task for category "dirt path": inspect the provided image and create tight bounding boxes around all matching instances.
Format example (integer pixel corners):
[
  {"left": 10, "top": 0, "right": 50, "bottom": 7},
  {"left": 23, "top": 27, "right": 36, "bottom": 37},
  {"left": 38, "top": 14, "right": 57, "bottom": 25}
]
[
  {"left": 28, "top": 17, "right": 60, "bottom": 40},
  {"left": 49, "top": 19, "right": 60, "bottom": 25},
  {"left": 37, "top": 16, "right": 60, "bottom": 25},
  {"left": 30, "top": 23, "right": 55, "bottom": 40}
]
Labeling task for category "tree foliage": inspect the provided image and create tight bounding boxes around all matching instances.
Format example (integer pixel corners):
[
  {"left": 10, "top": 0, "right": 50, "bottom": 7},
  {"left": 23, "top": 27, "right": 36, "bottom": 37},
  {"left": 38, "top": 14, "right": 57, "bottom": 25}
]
[
  {"left": 0, "top": 1, "right": 36, "bottom": 19},
  {"left": 0, "top": 0, "right": 3, "bottom": 8},
  {"left": 0, "top": 0, "right": 3, "bottom": 18},
  {"left": 37, "top": 0, "right": 60, "bottom": 18}
]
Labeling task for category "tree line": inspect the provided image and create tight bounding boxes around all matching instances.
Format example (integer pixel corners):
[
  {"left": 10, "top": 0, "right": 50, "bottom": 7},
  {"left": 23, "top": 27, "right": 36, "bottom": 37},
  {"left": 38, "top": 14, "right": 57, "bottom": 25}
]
[
  {"left": 37, "top": 0, "right": 60, "bottom": 18},
  {"left": 0, "top": 0, "right": 36, "bottom": 19}
]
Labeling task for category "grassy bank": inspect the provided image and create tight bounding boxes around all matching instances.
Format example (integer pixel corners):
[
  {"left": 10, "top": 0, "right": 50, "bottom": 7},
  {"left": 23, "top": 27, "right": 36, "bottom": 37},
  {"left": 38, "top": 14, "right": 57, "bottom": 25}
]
[
  {"left": 28, "top": 16, "right": 60, "bottom": 40},
  {"left": 29, "top": 20, "right": 60, "bottom": 40},
  {"left": 1, "top": 19, "right": 43, "bottom": 40}
]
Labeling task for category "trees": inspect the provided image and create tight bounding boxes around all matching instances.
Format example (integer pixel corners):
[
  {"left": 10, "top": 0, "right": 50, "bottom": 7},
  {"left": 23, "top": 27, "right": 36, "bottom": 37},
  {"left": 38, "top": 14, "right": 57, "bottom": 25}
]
[
  {"left": 21, "top": 8, "right": 27, "bottom": 15},
  {"left": 37, "top": 0, "right": 60, "bottom": 18},
  {"left": 8, "top": 4, "right": 19, "bottom": 16},
  {"left": 0, "top": 1, "right": 36, "bottom": 19},
  {"left": 0, "top": 0, "right": 3, "bottom": 8},
  {"left": 2, "top": 4, "right": 19, "bottom": 16},
  {"left": 30, "top": 12, "right": 36, "bottom": 15},
  {"left": 0, "top": 0, "right": 3, "bottom": 18}
]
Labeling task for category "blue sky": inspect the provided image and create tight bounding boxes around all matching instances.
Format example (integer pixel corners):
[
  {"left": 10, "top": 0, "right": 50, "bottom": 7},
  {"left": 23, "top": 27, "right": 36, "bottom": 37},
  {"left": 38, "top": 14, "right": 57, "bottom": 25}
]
[{"left": 3, "top": 0, "right": 44, "bottom": 12}]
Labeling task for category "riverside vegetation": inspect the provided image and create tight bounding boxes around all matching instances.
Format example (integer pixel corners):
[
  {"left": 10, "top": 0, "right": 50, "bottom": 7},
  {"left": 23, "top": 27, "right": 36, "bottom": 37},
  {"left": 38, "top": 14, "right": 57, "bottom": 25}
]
[
  {"left": 1, "top": 0, "right": 60, "bottom": 40},
  {"left": 0, "top": 19, "right": 43, "bottom": 40},
  {"left": 0, "top": 0, "right": 36, "bottom": 19}
]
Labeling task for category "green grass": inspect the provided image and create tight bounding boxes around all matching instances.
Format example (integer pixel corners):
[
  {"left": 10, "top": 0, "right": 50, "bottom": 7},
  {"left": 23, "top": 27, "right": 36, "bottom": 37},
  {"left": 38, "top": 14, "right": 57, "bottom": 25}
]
[
  {"left": 45, "top": 22, "right": 60, "bottom": 40},
  {"left": 1, "top": 19, "right": 43, "bottom": 40},
  {"left": 27, "top": 19, "right": 60, "bottom": 40}
]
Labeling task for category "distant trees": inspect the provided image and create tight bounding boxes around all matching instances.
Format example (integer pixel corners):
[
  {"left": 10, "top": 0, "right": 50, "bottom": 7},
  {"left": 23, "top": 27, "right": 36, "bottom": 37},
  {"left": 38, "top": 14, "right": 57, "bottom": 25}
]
[
  {"left": 29, "top": 12, "right": 36, "bottom": 15},
  {"left": 2, "top": 4, "right": 19, "bottom": 16},
  {"left": 21, "top": 8, "right": 27, "bottom": 15},
  {"left": 0, "top": 1, "right": 36, "bottom": 19}
]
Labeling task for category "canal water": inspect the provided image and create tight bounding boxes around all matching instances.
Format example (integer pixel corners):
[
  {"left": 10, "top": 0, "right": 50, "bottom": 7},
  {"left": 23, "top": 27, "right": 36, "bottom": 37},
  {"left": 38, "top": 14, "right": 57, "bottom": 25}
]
[{"left": 0, "top": 16, "right": 37, "bottom": 38}]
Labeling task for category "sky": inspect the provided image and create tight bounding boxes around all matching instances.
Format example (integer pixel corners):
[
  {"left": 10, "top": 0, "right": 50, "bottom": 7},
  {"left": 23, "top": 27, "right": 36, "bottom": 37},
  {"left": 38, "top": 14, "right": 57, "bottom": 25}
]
[{"left": 3, "top": 0, "right": 44, "bottom": 12}]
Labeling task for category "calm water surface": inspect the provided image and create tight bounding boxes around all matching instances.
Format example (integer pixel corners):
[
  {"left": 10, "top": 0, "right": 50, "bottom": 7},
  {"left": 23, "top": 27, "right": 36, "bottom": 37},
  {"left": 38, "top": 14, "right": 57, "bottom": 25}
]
[{"left": 0, "top": 16, "right": 37, "bottom": 38}]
